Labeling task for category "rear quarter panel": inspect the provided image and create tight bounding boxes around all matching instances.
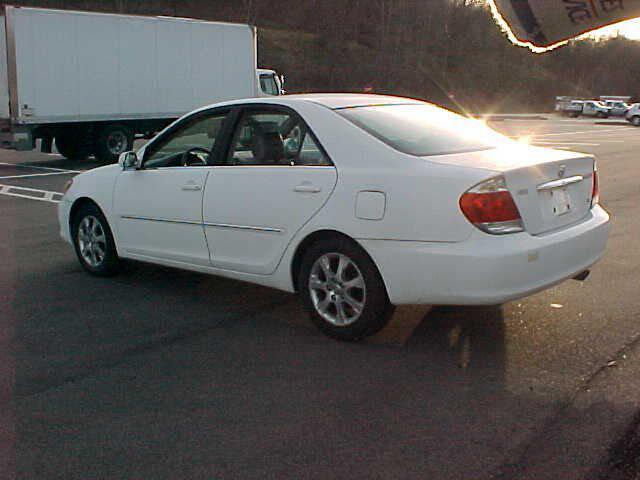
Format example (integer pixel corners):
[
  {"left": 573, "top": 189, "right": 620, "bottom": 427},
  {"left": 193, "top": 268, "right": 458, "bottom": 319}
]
[{"left": 292, "top": 101, "right": 494, "bottom": 243}]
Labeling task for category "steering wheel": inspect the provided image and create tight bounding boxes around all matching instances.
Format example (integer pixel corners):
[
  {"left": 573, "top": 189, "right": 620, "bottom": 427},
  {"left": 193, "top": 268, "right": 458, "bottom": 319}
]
[{"left": 181, "top": 147, "right": 210, "bottom": 167}]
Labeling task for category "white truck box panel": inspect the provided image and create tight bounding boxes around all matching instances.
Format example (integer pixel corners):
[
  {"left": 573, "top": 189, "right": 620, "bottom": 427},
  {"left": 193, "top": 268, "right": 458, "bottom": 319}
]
[
  {"left": 118, "top": 16, "right": 160, "bottom": 116},
  {"left": 0, "top": 17, "right": 9, "bottom": 119},
  {"left": 6, "top": 7, "right": 257, "bottom": 124}
]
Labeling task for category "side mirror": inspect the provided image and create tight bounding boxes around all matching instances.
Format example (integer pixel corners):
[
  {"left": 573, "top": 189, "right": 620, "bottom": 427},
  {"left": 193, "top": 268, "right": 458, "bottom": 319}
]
[{"left": 119, "top": 151, "right": 138, "bottom": 170}]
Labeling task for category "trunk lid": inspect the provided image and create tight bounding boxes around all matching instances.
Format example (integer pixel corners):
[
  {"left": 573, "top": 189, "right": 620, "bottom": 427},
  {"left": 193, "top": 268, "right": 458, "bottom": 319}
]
[{"left": 426, "top": 144, "right": 595, "bottom": 235}]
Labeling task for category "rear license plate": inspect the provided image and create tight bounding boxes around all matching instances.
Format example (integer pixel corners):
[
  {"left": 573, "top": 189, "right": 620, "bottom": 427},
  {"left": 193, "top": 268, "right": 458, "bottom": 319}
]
[{"left": 550, "top": 187, "right": 571, "bottom": 216}]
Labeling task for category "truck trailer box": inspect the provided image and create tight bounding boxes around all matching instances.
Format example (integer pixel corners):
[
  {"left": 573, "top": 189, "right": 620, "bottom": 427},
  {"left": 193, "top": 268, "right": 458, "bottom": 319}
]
[{"left": 0, "top": 6, "right": 282, "bottom": 161}]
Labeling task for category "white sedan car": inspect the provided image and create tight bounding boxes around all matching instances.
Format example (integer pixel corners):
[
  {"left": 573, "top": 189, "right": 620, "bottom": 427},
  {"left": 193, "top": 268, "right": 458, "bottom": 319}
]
[{"left": 58, "top": 94, "right": 611, "bottom": 341}]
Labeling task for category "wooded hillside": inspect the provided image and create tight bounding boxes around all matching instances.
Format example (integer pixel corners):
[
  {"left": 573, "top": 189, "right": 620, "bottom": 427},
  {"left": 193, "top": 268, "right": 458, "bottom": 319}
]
[{"left": 3, "top": 0, "right": 639, "bottom": 112}]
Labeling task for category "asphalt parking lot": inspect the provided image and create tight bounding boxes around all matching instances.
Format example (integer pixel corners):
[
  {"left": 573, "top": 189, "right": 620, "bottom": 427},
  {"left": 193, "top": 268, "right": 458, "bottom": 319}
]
[{"left": 1, "top": 117, "right": 639, "bottom": 479}]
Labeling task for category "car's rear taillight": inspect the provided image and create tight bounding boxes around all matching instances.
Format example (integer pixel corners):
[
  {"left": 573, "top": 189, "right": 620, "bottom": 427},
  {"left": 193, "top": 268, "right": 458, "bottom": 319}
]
[
  {"left": 460, "top": 176, "right": 524, "bottom": 235},
  {"left": 591, "top": 163, "right": 599, "bottom": 207}
]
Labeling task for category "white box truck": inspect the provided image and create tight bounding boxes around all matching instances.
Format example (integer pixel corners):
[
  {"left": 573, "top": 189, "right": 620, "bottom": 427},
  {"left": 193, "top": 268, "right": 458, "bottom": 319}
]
[{"left": 0, "top": 6, "right": 284, "bottom": 162}]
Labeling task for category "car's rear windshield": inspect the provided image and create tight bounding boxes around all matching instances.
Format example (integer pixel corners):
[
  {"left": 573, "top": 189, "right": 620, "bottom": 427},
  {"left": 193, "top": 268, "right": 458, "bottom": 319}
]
[{"left": 336, "top": 104, "right": 508, "bottom": 156}]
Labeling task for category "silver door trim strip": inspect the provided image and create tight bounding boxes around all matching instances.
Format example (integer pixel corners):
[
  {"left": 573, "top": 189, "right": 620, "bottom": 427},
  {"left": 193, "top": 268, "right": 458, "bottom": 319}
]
[
  {"left": 121, "top": 215, "right": 201, "bottom": 226},
  {"left": 204, "top": 222, "right": 283, "bottom": 233},
  {"left": 121, "top": 215, "right": 283, "bottom": 233},
  {"left": 537, "top": 175, "right": 584, "bottom": 191}
]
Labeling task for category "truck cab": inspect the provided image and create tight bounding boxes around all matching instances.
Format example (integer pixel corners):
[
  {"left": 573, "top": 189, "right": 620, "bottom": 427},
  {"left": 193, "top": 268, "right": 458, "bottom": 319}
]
[{"left": 257, "top": 69, "right": 285, "bottom": 97}]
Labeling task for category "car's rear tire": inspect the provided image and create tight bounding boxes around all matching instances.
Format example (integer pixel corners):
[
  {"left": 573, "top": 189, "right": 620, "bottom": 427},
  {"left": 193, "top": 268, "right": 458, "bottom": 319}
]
[
  {"left": 71, "top": 202, "right": 120, "bottom": 277},
  {"left": 298, "top": 236, "right": 393, "bottom": 341},
  {"left": 95, "top": 124, "right": 134, "bottom": 163},
  {"left": 632, "top": 116, "right": 640, "bottom": 127}
]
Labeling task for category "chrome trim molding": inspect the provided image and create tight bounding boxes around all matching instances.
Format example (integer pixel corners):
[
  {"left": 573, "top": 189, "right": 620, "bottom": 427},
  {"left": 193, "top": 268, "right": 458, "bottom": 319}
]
[
  {"left": 121, "top": 215, "right": 201, "bottom": 226},
  {"left": 204, "top": 222, "right": 283, "bottom": 233},
  {"left": 537, "top": 175, "right": 584, "bottom": 191},
  {"left": 121, "top": 215, "right": 283, "bottom": 233},
  {"left": 210, "top": 165, "right": 335, "bottom": 170}
]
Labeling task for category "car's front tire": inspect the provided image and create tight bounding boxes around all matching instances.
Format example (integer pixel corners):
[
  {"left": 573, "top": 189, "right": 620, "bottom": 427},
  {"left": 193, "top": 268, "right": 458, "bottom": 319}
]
[
  {"left": 632, "top": 116, "right": 640, "bottom": 127},
  {"left": 298, "top": 236, "right": 393, "bottom": 341},
  {"left": 71, "top": 202, "right": 120, "bottom": 277}
]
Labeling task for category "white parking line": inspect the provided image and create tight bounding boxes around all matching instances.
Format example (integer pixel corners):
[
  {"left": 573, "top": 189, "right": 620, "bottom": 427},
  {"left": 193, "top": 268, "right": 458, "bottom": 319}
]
[
  {"left": 531, "top": 128, "right": 625, "bottom": 137},
  {"left": 532, "top": 141, "right": 600, "bottom": 146},
  {"left": 0, "top": 171, "right": 78, "bottom": 180},
  {"left": 0, "top": 184, "right": 63, "bottom": 204},
  {"left": 0, "top": 162, "right": 82, "bottom": 173}
]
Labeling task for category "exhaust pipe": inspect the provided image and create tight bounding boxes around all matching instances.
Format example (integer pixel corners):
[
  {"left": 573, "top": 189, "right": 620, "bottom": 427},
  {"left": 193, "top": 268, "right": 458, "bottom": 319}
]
[{"left": 573, "top": 270, "right": 590, "bottom": 282}]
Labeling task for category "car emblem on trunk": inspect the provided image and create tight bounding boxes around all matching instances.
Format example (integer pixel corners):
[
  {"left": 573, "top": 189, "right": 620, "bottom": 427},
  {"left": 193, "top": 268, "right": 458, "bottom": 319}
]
[{"left": 558, "top": 165, "right": 567, "bottom": 178}]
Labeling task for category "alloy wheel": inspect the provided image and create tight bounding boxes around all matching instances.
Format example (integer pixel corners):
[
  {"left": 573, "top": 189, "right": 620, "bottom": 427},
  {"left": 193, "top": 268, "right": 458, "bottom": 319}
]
[
  {"left": 309, "top": 253, "right": 366, "bottom": 326},
  {"left": 77, "top": 215, "right": 107, "bottom": 267}
]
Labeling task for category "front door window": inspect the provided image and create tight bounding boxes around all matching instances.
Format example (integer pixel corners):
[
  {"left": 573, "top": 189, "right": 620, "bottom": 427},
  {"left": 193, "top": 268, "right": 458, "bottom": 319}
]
[{"left": 144, "top": 112, "right": 229, "bottom": 168}]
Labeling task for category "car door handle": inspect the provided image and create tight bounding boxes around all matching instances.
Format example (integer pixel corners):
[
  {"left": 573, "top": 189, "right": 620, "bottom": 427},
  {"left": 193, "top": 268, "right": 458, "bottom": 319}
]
[
  {"left": 182, "top": 185, "right": 202, "bottom": 191},
  {"left": 294, "top": 184, "right": 322, "bottom": 193}
]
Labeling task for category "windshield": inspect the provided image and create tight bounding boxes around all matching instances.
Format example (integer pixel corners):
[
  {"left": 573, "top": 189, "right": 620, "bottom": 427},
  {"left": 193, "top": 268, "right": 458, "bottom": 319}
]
[{"left": 337, "top": 104, "right": 509, "bottom": 156}]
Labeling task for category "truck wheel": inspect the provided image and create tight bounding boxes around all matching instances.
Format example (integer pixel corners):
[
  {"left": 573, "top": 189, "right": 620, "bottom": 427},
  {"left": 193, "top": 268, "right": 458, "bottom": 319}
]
[
  {"left": 55, "top": 133, "right": 91, "bottom": 161},
  {"left": 632, "top": 116, "right": 640, "bottom": 127},
  {"left": 95, "top": 125, "right": 133, "bottom": 163}
]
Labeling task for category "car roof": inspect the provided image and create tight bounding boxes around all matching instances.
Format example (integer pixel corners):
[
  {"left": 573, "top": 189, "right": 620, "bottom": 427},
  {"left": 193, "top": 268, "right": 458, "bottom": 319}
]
[
  {"left": 283, "top": 94, "right": 423, "bottom": 109},
  {"left": 198, "top": 93, "right": 423, "bottom": 112}
]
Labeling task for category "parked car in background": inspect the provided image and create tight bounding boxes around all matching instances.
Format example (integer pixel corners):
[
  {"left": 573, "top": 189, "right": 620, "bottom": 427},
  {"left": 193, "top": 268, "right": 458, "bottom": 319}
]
[
  {"left": 581, "top": 101, "right": 611, "bottom": 118},
  {"left": 58, "top": 94, "right": 611, "bottom": 341},
  {"left": 556, "top": 98, "right": 583, "bottom": 117},
  {"left": 625, "top": 104, "right": 640, "bottom": 126},
  {"left": 603, "top": 101, "right": 630, "bottom": 117}
]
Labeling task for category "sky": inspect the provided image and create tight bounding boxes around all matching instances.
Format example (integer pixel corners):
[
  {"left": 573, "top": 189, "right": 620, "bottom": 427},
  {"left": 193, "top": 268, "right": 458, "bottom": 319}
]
[{"left": 597, "top": 18, "right": 640, "bottom": 39}]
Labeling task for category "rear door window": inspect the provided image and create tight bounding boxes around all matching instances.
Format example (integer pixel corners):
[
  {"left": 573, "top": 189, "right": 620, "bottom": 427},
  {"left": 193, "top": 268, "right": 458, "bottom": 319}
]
[{"left": 228, "top": 109, "right": 332, "bottom": 167}]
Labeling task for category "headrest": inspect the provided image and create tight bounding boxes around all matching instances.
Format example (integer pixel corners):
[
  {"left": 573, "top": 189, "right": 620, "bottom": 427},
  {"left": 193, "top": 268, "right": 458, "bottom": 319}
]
[{"left": 251, "top": 131, "right": 285, "bottom": 164}]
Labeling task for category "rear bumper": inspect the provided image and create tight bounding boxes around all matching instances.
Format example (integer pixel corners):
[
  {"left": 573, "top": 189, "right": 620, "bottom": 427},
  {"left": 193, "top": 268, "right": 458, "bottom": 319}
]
[{"left": 359, "top": 206, "right": 611, "bottom": 305}]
